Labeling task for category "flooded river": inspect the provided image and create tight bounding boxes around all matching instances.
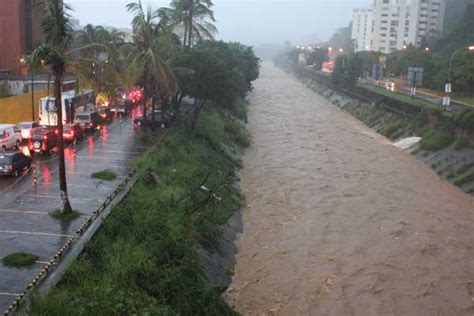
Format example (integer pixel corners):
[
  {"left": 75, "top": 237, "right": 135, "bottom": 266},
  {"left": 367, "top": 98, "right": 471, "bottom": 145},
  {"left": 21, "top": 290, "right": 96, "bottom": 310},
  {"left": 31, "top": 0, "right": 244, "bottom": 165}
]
[{"left": 225, "top": 65, "right": 474, "bottom": 315}]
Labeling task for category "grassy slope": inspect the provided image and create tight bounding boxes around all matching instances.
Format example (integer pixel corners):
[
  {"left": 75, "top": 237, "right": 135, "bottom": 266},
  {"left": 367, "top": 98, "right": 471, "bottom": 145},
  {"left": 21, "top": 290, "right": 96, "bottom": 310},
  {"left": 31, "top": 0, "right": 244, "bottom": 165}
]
[{"left": 28, "top": 105, "right": 248, "bottom": 315}]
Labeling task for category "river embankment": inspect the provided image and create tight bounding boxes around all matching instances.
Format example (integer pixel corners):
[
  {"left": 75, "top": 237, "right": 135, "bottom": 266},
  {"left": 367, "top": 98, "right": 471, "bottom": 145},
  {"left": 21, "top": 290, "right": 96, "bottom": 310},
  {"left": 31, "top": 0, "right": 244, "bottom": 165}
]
[{"left": 290, "top": 67, "right": 474, "bottom": 195}]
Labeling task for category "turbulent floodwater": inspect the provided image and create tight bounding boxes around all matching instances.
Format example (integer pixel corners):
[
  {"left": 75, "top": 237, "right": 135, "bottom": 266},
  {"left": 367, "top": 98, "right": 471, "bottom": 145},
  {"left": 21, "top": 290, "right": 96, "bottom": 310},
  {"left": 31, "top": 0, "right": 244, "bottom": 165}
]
[{"left": 225, "top": 65, "right": 474, "bottom": 315}]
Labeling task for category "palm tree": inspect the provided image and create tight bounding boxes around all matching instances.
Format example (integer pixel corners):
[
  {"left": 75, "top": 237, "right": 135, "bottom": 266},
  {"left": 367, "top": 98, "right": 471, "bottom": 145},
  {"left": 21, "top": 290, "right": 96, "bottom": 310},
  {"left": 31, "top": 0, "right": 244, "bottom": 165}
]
[
  {"left": 33, "top": 0, "right": 75, "bottom": 213},
  {"left": 126, "top": 0, "right": 180, "bottom": 123},
  {"left": 160, "top": 0, "right": 217, "bottom": 48}
]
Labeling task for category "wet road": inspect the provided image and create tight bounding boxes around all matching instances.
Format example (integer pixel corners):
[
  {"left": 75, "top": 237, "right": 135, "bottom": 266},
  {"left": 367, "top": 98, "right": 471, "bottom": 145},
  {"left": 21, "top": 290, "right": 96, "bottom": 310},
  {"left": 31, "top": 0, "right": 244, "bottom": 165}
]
[
  {"left": 0, "top": 110, "right": 147, "bottom": 311},
  {"left": 226, "top": 65, "right": 474, "bottom": 315}
]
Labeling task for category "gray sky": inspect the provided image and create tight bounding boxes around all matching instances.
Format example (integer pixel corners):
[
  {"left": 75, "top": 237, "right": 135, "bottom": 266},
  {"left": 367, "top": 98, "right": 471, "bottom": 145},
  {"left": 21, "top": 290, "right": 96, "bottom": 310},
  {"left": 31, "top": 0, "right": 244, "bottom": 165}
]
[{"left": 65, "top": 0, "right": 371, "bottom": 46}]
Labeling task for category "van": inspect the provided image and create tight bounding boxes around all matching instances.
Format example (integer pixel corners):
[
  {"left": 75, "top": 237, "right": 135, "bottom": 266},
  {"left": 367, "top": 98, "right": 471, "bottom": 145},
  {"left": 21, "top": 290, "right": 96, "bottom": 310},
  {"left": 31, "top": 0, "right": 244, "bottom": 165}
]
[
  {"left": 74, "top": 111, "right": 100, "bottom": 131},
  {"left": 0, "top": 124, "right": 22, "bottom": 151}
]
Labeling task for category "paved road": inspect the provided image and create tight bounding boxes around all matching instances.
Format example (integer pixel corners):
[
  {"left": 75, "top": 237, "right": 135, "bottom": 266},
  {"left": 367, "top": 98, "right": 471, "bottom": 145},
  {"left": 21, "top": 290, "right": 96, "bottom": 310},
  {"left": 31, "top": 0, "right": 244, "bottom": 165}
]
[{"left": 0, "top": 110, "right": 147, "bottom": 311}]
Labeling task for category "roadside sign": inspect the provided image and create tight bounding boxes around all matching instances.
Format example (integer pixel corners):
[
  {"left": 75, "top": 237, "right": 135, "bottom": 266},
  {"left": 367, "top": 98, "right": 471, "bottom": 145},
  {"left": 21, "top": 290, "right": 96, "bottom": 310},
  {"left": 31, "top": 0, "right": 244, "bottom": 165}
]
[
  {"left": 372, "top": 64, "right": 383, "bottom": 80},
  {"left": 445, "top": 83, "right": 452, "bottom": 93},
  {"left": 443, "top": 96, "right": 450, "bottom": 107},
  {"left": 407, "top": 67, "right": 424, "bottom": 87}
]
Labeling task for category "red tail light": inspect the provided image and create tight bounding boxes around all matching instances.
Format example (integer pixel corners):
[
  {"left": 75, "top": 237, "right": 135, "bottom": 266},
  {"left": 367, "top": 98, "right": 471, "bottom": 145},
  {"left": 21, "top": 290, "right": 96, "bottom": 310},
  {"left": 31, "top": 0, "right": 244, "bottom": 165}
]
[
  {"left": 8, "top": 165, "right": 13, "bottom": 171},
  {"left": 89, "top": 123, "right": 93, "bottom": 127},
  {"left": 43, "top": 135, "right": 48, "bottom": 141}
]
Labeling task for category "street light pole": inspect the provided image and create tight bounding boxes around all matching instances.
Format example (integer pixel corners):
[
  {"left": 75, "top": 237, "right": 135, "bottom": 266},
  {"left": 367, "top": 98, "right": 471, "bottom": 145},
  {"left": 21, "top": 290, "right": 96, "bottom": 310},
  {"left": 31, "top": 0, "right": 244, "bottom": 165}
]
[{"left": 445, "top": 45, "right": 474, "bottom": 108}]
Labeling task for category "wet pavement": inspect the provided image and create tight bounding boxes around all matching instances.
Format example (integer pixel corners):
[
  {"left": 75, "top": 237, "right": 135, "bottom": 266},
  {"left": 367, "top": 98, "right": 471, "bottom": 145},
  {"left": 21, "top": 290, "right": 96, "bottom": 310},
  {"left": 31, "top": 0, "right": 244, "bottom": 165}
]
[
  {"left": 0, "top": 110, "right": 147, "bottom": 311},
  {"left": 226, "top": 65, "right": 474, "bottom": 315}
]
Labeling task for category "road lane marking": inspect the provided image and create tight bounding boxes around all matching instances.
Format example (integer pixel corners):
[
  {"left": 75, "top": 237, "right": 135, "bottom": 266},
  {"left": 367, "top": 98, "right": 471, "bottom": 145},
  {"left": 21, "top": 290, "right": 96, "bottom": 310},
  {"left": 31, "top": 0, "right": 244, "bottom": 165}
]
[
  {"left": 0, "top": 230, "right": 74, "bottom": 238},
  {"left": 0, "top": 292, "right": 20, "bottom": 297},
  {"left": 35, "top": 260, "right": 50, "bottom": 264},
  {"left": 19, "top": 194, "right": 100, "bottom": 202},
  {"left": 0, "top": 209, "right": 48, "bottom": 215}
]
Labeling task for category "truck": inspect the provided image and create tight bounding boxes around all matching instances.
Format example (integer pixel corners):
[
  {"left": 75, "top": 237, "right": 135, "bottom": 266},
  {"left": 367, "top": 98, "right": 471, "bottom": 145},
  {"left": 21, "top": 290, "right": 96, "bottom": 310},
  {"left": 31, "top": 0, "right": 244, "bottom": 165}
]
[{"left": 39, "top": 89, "right": 95, "bottom": 126}]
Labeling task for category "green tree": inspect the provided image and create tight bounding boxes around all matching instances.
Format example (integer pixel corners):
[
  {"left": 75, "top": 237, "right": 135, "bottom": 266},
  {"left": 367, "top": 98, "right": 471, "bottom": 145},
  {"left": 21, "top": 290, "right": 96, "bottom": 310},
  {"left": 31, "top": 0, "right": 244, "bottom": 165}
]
[
  {"left": 160, "top": 0, "right": 217, "bottom": 48},
  {"left": 126, "top": 0, "right": 180, "bottom": 123},
  {"left": 178, "top": 40, "right": 259, "bottom": 128}
]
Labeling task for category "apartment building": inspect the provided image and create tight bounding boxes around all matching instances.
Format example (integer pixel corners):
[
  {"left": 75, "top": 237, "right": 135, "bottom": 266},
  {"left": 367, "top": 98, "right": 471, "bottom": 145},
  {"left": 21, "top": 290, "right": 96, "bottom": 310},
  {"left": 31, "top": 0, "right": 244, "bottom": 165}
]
[
  {"left": 0, "top": 0, "right": 59, "bottom": 73},
  {"left": 360, "top": 0, "right": 446, "bottom": 54},
  {"left": 351, "top": 8, "right": 373, "bottom": 52}
]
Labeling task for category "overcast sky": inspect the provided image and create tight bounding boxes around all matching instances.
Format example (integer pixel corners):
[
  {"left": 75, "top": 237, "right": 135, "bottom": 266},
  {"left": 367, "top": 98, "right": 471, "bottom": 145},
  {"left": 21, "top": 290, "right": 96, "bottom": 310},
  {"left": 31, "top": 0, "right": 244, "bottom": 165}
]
[{"left": 65, "top": 0, "right": 371, "bottom": 46}]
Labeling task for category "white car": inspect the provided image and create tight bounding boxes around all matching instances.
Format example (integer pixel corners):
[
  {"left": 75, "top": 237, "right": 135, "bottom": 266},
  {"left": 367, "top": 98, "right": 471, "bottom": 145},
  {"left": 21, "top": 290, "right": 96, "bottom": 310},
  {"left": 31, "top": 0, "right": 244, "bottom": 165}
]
[
  {"left": 16, "top": 121, "right": 40, "bottom": 140},
  {"left": 0, "top": 124, "right": 22, "bottom": 151}
]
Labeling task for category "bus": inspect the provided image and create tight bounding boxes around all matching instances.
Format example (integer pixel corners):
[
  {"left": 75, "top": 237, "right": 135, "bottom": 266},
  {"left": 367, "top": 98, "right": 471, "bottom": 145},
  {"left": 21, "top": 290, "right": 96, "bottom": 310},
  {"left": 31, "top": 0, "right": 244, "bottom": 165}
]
[{"left": 39, "top": 89, "right": 95, "bottom": 126}]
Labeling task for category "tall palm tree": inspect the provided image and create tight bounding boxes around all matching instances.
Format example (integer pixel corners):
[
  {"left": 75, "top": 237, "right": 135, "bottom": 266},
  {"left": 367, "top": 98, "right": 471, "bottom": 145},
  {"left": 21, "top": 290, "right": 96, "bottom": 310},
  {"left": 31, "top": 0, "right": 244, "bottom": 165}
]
[
  {"left": 126, "top": 0, "right": 179, "bottom": 123},
  {"left": 34, "top": 0, "right": 75, "bottom": 213},
  {"left": 160, "top": 0, "right": 217, "bottom": 48}
]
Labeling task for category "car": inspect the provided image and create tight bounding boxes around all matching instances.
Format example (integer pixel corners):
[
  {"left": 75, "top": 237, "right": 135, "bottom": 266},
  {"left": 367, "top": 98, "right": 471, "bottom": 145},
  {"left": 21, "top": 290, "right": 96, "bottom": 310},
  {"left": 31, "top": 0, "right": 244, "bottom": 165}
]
[
  {"left": 0, "top": 151, "right": 32, "bottom": 177},
  {"left": 0, "top": 124, "right": 22, "bottom": 151},
  {"left": 74, "top": 111, "right": 101, "bottom": 131},
  {"left": 98, "top": 108, "right": 113, "bottom": 123},
  {"left": 27, "top": 127, "right": 59, "bottom": 155},
  {"left": 63, "top": 123, "right": 85, "bottom": 142},
  {"left": 16, "top": 121, "right": 40, "bottom": 141}
]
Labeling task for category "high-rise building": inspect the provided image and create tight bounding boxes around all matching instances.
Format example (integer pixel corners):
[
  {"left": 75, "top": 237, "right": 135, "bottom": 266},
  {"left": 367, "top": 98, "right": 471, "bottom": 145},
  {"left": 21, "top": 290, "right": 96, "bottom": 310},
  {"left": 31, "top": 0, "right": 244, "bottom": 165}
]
[
  {"left": 0, "top": 0, "right": 59, "bottom": 73},
  {"left": 351, "top": 8, "right": 374, "bottom": 52},
  {"left": 369, "top": 0, "right": 446, "bottom": 54}
]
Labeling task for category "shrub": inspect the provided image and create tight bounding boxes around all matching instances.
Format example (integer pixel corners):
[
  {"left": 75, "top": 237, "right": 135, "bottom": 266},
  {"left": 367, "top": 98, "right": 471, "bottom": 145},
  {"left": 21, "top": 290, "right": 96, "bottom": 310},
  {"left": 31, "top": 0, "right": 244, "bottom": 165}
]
[
  {"left": 420, "top": 129, "right": 454, "bottom": 151},
  {"left": 50, "top": 209, "right": 81, "bottom": 221},
  {"left": 195, "top": 106, "right": 225, "bottom": 147},
  {"left": 2, "top": 253, "right": 38, "bottom": 267},
  {"left": 91, "top": 169, "right": 117, "bottom": 181},
  {"left": 382, "top": 122, "right": 401, "bottom": 138},
  {"left": 453, "top": 139, "right": 473, "bottom": 151}
]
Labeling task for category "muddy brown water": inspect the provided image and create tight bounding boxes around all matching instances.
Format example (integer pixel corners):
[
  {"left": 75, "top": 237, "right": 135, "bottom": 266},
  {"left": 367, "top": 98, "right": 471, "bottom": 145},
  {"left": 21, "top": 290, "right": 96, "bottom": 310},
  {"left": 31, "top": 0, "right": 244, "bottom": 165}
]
[{"left": 225, "top": 65, "right": 474, "bottom": 315}]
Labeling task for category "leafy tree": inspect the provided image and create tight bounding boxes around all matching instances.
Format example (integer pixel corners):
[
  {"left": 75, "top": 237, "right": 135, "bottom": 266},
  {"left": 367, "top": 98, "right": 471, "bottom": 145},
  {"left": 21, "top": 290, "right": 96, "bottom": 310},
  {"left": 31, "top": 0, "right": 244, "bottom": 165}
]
[{"left": 177, "top": 41, "right": 259, "bottom": 128}]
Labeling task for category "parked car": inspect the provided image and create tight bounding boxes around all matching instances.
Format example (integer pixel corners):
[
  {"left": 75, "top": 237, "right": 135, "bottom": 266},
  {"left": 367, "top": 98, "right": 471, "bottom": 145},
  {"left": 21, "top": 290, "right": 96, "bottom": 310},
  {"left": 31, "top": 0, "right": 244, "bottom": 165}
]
[
  {"left": 98, "top": 108, "right": 113, "bottom": 123},
  {"left": 63, "top": 123, "right": 85, "bottom": 142},
  {"left": 74, "top": 111, "right": 100, "bottom": 131},
  {"left": 28, "top": 127, "right": 59, "bottom": 155},
  {"left": 0, "top": 124, "right": 22, "bottom": 151},
  {"left": 16, "top": 121, "right": 40, "bottom": 141},
  {"left": 0, "top": 151, "right": 32, "bottom": 177}
]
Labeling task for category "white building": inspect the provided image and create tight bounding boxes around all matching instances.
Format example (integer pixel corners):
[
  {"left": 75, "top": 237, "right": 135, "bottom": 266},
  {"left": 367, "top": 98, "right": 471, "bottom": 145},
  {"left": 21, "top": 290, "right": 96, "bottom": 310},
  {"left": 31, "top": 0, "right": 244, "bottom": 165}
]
[
  {"left": 351, "top": 8, "right": 373, "bottom": 52},
  {"left": 370, "top": 0, "right": 446, "bottom": 54}
]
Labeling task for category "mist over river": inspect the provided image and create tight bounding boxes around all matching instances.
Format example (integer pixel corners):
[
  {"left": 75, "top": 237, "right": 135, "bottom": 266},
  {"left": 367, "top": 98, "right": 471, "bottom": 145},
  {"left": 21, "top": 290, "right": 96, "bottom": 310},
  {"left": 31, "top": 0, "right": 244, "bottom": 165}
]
[{"left": 225, "top": 64, "right": 474, "bottom": 315}]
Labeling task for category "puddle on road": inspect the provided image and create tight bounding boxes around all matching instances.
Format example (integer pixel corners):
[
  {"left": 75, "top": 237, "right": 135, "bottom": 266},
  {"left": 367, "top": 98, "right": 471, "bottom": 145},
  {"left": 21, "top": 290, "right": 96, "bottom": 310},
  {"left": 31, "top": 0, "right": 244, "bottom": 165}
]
[{"left": 225, "top": 65, "right": 474, "bottom": 315}]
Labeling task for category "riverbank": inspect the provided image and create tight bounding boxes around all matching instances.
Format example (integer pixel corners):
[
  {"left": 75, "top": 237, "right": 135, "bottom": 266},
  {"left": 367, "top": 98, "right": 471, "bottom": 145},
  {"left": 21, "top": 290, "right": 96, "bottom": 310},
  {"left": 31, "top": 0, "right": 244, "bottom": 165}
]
[
  {"left": 226, "top": 64, "right": 474, "bottom": 315},
  {"left": 26, "top": 103, "right": 249, "bottom": 315},
  {"left": 291, "top": 69, "right": 474, "bottom": 195}
]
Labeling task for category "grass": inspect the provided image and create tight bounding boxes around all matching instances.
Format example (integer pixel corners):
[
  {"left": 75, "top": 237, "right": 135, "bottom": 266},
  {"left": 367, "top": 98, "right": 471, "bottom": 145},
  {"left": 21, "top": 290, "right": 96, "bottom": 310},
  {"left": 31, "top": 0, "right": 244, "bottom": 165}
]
[
  {"left": 2, "top": 253, "right": 38, "bottom": 268},
  {"left": 455, "top": 172, "right": 474, "bottom": 187},
  {"left": 357, "top": 83, "right": 440, "bottom": 112},
  {"left": 453, "top": 139, "right": 473, "bottom": 151},
  {"left": 91, "top": 169, "right": 117, "bottom": 181},
  {"left": 456, "top": 163, "right": 474, "bottom": 175},
  {"left": 29, "top": 104, "right": 244, "bottom": 315},
  {"left": 419, "top": 129, "right": 454, "bottom": 151},
  {"left": 50, "top": 209, "right": 81, "bottom": 221},
  {"left": 381, "top": 122, "right": 401, "bottom": 138}
]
